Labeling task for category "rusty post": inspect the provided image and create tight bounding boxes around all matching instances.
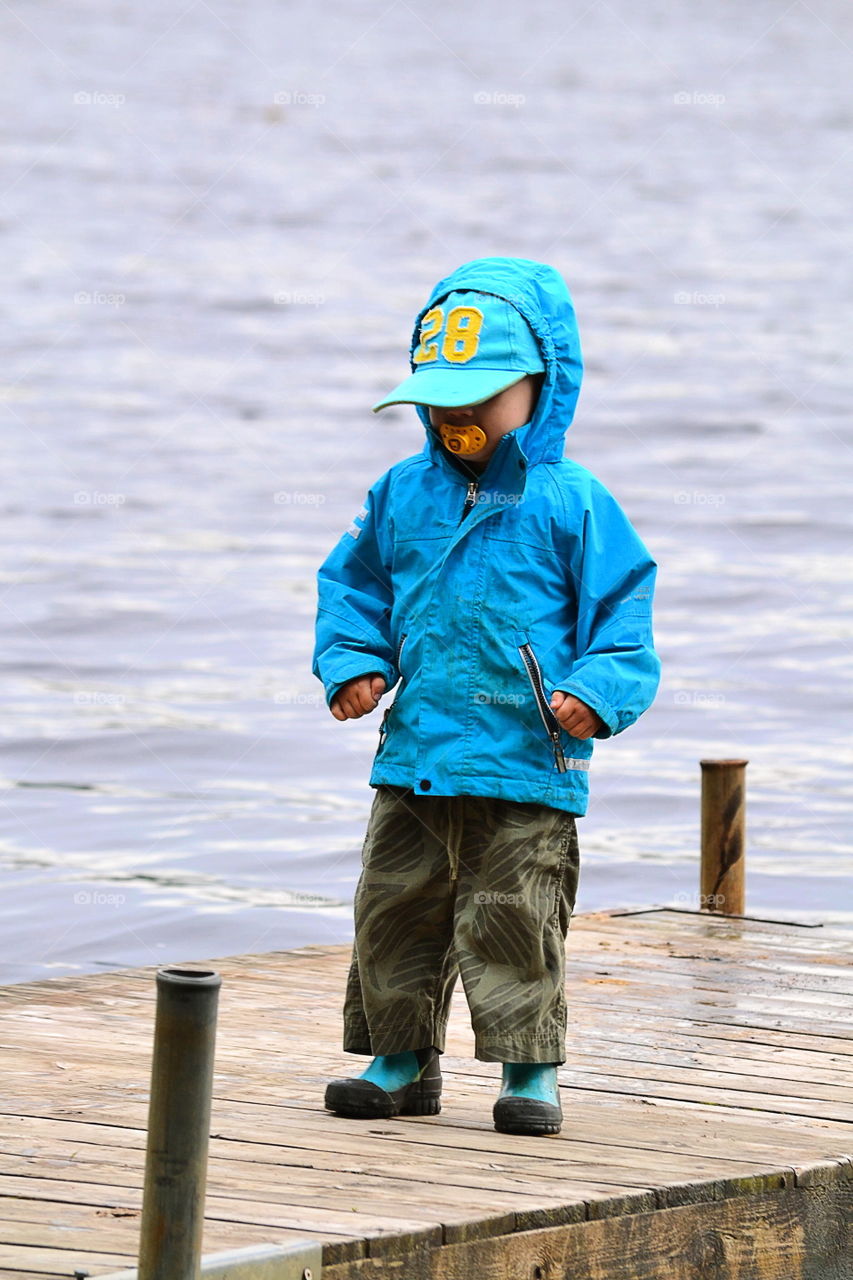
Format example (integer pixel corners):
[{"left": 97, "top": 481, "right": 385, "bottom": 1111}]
[{"left": 700, "top": 759, "right": 748, "bottom": 915}]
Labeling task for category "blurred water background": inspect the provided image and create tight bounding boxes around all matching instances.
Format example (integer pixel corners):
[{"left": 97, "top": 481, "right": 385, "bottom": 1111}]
[{"left": 0, "top": 0, "right": 851, "bottom": 984}]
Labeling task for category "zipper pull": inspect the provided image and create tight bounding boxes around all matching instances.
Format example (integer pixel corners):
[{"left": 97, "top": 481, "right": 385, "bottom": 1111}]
[
  {"left": 459, "top": 480, "right": 478, "bottom": 523},
  {"left": 550, "top": 729, "right": 569, "bottom": 773},
  {"left": 378, "top": 704, "right": 392, "bottom": 748}
]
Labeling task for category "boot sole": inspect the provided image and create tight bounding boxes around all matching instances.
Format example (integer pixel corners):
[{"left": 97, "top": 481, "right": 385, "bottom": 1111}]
[
  {"left": 493, "top": 1095, "right": 562, "bottom": 1136},
  {"left": 325, "top": 1063, "right": 442, "bottom": 1119}
]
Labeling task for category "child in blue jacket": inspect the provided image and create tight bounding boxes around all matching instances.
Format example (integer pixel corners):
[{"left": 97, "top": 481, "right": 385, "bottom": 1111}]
[{"left": 313, "top": 256, "right": 660, "bottom": 1135}]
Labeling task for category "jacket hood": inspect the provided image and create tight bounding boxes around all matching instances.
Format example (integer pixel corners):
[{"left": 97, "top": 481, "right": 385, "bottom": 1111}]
[{"left": 411, "top": 257, "right": 583, "bottom": 470}]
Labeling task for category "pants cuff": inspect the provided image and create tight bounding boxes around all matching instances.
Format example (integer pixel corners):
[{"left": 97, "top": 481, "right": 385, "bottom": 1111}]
[
  {"left": 343, "top": 1017, "right": 447, "bottom": 1057},
  {"left": 474, "top": 1034, "right": 566, "bottom": 1064}
]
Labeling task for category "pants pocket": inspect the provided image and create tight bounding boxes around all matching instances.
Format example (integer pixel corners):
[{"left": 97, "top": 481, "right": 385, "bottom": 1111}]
[{"left": 553, "top": 814, "right": 580, "bottom": 929}]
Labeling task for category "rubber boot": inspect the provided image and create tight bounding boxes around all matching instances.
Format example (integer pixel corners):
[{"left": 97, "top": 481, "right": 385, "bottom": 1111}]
[
  {"left": 493, "top": 1062, "right": 562, "bottom": 1135},
  {"left": 324, "top": 1046, "right": 441, "bottom": 1119}
]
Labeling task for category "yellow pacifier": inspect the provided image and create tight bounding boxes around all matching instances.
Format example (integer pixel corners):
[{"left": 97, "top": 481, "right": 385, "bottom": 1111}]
[{"left": 439, "top": 421, "right": 487, "bottom": 456}]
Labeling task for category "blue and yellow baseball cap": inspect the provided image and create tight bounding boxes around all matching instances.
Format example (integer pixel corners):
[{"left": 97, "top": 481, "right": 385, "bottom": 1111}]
[{"left": 372, "top": 290, "right": 545, "bottom": 411}]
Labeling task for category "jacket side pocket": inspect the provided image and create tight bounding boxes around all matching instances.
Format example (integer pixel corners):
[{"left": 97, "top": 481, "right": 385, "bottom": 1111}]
[
  {"left": 515, "top": 633, "right": 569, "bottom": 774},
  {"left": 378, "top": 627, "right": 409, "bottom": 752}
]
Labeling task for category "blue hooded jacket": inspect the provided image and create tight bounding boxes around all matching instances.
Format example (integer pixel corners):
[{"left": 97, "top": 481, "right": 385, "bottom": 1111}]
[{"left": 313, "top": 257, "right": 660, "bottom": 815}]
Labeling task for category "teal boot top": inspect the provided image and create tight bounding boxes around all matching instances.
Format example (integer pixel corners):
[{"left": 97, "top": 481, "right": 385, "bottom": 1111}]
[
  {"left": 359, "top": 1050, "right": 425, "bottom": 1091},
  {"left": 498, "top": 1062, "right": 559, "bottom": 1104},
  {"left": 494, "top": 1062, "right": 562, "bottom": 1135}
]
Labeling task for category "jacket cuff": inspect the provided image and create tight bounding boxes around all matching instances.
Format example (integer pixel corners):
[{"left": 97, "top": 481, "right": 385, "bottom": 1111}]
[{"left": 325, "top": 659, "right": 396, "bottom": 709}]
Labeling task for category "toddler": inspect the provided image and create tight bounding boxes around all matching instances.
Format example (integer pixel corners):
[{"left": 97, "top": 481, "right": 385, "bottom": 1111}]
[{"left": 313, "top": 256, "right": 660, "bottom": 1135}]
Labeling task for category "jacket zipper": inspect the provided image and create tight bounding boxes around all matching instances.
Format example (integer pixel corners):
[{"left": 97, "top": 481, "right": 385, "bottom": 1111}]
[
  {"left": 377, "top": 703, "right": 391, "bottom": 749},
  {"left": 518, "top": 642, "right": 569, "bottom": 773},
  {"left": 378, "top": 631, "right": 408, "bottom": 750},
  {"left": 459, "top": 479, "right": 478, "bottom": 523}
]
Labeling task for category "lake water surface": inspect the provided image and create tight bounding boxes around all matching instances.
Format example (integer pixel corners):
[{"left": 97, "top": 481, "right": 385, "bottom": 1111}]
[{"left": 1, "top": 0, "right": 851, "bottom": 983}]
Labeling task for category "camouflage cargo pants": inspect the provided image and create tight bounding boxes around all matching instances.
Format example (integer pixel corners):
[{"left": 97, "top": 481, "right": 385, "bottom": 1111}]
[{"left": 342, "top": 784, "right": 580, "bottom": 1064}]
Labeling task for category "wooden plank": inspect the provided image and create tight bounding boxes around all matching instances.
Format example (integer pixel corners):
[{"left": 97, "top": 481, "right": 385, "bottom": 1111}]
[
  {"left": 0, "top": 1213, "right": 312, "bottom": 1257},
  {"left": 0, "top": 1242, "right": 134, "bottom": 1272},
  {"left": 0, "top": 1106, "right": 849, "bottom": 1191},
  {"left": 5, "top": 1008, "right": 852, "bottom": 1087},
  {"left": 563, "top": 951, "right": 853, "bottom": 998},
  {"left": 6, "top": 1077, "right": 851, "bottom": 1167},
  {"left": 0, "top": 1188, "right": 364, "bottom": 1267},
  {"left": 0, "top": 1113, "right": 814, "bottom": 1187},
  {"left": 220, "top": 1049, "right": 853, "bottom": 1109},
  {"left": 5, "top": 997, "right": 849, "bottom": 1060},
  {"left": 0, "top": 1127, "right": 773, "bottom": 1209},
  {"left": 1, "top": 1030, "right": 850, "bottom": 1107},
  {"left": 576, "top": 912, "right": 853, "bottom": 957},
  {"left": 0, "top": 1163, "right": 451, "bottom": 1239},
  {"left": 0, "top": 1132, "right": 667, "bottom": 1254}
]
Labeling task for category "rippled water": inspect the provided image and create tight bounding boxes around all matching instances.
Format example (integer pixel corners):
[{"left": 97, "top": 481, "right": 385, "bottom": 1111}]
[{"left": 1, "top": 0, "right": 851, "bottom": 983}]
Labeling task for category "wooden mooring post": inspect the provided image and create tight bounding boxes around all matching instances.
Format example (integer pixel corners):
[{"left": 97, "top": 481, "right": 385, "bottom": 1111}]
[
  {"left": 97, "top": 966, "right": 322, "bottom": 1280},
  {"left": 700, "top": 758, "right": 748, "bottom": 915},
  {"left": 137, "top": 966, "right": 221, "bottom": 1280}
]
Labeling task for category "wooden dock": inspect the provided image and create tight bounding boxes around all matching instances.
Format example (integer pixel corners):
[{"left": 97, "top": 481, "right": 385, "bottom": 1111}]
[{"left": 0, "top": 907, "right": 850, "bottom": 1278}]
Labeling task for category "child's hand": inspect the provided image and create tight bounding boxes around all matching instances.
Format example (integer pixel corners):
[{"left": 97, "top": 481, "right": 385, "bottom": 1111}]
[
  {"left": 549, "top": 690, "right": 604, "bottom": 739},
  {"left": 330, "top": 674, "right": 387, "bottom": 721}
]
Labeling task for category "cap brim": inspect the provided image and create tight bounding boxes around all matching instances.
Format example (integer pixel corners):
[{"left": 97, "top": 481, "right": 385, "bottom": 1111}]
[{"left": 372, "top": 368, "right": 528, "bottom": 413}]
